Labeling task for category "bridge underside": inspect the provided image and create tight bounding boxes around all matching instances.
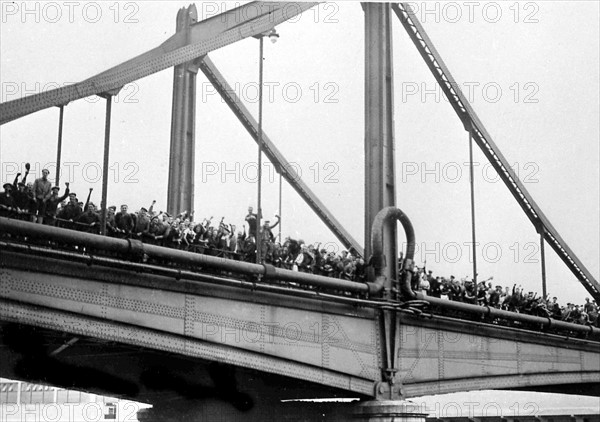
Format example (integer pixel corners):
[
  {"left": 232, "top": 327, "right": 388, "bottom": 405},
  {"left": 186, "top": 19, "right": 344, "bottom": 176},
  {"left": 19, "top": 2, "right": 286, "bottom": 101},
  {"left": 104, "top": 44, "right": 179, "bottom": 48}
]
[
  {"left": 1, "top": 244, "right": 599, "bottom": 407},
  {"left": 0, "top": 320, "right": 357, "bottom": 409},
  {"left": 2, "top": 300, "right": 598, "bottom": 404},
  {"left": 1, "top": 320, "right": 598, "bottom": 422}
]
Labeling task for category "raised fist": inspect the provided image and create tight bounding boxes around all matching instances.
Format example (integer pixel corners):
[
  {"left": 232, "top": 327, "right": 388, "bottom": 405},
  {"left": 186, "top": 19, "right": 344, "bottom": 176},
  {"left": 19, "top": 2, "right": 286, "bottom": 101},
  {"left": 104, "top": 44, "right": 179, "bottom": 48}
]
[
  {"left": 25, "top": 163, "right": 30, "bottom": 171},
  {"left": 65, "top": 182, "right": 70, "bottom": 187}
]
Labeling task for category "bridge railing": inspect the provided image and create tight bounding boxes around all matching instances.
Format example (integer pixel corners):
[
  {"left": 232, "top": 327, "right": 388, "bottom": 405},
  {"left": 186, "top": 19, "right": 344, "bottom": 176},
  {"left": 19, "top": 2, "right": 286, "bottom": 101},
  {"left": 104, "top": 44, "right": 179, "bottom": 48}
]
[
  {"left": 412, "top": 292, "right": 599, "bottom": 337},
  {"left": 1, "top": 216, "right": 598, "bottom": 339},
  {"left": 0, "top": 216, "right": 370, "bottom": 295}
]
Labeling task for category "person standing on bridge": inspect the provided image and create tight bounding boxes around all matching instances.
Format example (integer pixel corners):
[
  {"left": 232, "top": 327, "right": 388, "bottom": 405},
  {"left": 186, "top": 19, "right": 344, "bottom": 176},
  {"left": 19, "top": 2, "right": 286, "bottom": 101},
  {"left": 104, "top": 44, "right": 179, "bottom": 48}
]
[
  {"left": 10, "top": 163, "right": 32, "bottom": 219},
  {"left": 429, "top": 275, "right": 442, "bottom": 298},
  {"left": 584, "top": 298, "right": 595, "bottom": 314},
  {"left": 75, "top": 202, "right": 100, "bottom": 233},
  {"left": 57, "top": 193, "right": 82, "bottom": 228},
  {"left": 115, "top": 204, "right": 135, "bottom": 238},
  {"left": 488, "top": 285, "right": 502, "bottom": 308},
  {"left": 146, "top": 213, "right": 164, "bottom": 245},
  {"left": 0, "top": 182, "right": 15, "bottom": 217},
  {"left": 11, "top": 165, "right": 32, "bottom": 220},
  {"left": 258, "top": 215, "right": 280, "bottom": 262},
  {"left": 133, "top": 207, "right": 151, "bottom": 240},
  {"left": 245, "top": 206, "right": 258, "bottom": 239},
  {"left": 232, "top": 227, "right": 246, "bottom": 260},
  {"left": 11, "top": 182, "right": 32, "bottom": 220},
  {"left": 32, "top": 168, "right": 52, "bottom": 224},
  {"left": 44, "top": 183, "right": 70, "bottom": 226},
  {"left": 462, "top": 278, "right": 478, "bottom": 305}
]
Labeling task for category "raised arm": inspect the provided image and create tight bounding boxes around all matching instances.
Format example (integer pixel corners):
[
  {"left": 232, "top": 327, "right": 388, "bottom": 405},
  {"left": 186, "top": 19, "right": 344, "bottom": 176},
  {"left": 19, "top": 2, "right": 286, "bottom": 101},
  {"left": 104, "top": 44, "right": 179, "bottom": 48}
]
[
  {"left": 58, "top": 183, "right": 70, "bottom": 202},
  {"left": 12, "top": 172, "right": 21, "bottom": 188},
  {"left": 21, "top": 163, "right": 31, "bottom": 185},
  {"left": 269, "top": 215, "right": 281, "bottom": 230},
  {"left": 84, "top": 188, "right": 93, "bottom": 210}
]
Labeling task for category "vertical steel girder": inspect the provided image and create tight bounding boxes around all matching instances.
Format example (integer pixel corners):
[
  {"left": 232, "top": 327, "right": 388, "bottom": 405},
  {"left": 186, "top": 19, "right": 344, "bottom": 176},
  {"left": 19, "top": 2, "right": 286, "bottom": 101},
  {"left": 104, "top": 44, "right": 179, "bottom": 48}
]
[
  {"left": 168, "top": 5, "right": 198, "bottom": 216},
  {"left": 99, "top": 95, "right": 113, "bottom": 235},
  {"left": 364, "top": 3, "right": 397, "bottom": 285},
  {"left": 55, "top": 106, "right": 65, "bottom": 186},
  {"left": 256, "top": 35, "right": 265, "bottom": 263},
  {"left": 468, "top": 129, "right": 478, "bottom": 285},
  {"left": 539, "top": 223, "right": 548, "bottom": 299},
  {"left": 0, "top": 2, "right": 317, "bottom": 125},
  {"left": 364, "top": 3, "right": 400, "bottom": 400}
]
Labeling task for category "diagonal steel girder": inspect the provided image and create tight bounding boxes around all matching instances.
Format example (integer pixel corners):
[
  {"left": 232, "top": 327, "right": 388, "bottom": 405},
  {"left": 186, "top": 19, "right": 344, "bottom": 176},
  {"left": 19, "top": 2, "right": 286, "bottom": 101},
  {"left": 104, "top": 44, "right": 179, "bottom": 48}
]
[
  {"left": 392, "top": 3, "right": 600, "bottom": 301},
  {"left": 199, "top": 55, "right": 364, "bottom": 258},
  {"left": 0, "top": 2, "right": 318, "bottom": 125}
]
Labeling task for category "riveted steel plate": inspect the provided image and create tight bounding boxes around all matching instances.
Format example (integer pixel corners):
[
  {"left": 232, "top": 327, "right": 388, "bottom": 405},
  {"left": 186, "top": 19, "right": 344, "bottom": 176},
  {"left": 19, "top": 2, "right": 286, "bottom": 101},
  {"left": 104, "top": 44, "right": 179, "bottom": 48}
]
[{"left": 0, "top": 267, "right": 380, "bottom": 384}]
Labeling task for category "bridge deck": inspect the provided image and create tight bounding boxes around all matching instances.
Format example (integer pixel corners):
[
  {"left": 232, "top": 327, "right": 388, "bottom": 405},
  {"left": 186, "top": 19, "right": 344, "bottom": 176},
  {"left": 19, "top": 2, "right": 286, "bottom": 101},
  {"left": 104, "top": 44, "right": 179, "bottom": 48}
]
[{"left": 1, "top": 225, "right": 599, "bottom": 402}]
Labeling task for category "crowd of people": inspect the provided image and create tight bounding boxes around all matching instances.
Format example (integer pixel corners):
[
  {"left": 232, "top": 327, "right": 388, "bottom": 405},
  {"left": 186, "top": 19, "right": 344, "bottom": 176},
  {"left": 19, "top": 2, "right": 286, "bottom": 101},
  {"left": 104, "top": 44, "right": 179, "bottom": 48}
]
[
  {"left": 0, "top": 168, "right": 366, "bottom": 281},
  {"left": 1, "top": 167, "right": 597, "bottom": 329},
  {"left": 411, "top": 268, "right": 599, "bottom": 327}
]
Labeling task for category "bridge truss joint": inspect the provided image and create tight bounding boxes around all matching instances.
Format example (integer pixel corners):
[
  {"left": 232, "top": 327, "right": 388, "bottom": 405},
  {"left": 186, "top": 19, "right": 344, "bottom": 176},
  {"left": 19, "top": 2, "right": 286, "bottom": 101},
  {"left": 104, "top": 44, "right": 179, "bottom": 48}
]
[
  {"left": 99, "top": 86, "right": 123, "bottom": 98},
  {"left": 374, "top": 377, "right": 402, "bottom": 401}
]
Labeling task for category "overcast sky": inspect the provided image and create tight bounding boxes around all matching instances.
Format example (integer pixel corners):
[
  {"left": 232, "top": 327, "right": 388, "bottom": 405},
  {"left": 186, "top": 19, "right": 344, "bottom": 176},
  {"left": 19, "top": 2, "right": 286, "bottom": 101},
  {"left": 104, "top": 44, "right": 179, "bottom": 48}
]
[{"left": 1, "top": 1, "right": 598, "bottom": 308}]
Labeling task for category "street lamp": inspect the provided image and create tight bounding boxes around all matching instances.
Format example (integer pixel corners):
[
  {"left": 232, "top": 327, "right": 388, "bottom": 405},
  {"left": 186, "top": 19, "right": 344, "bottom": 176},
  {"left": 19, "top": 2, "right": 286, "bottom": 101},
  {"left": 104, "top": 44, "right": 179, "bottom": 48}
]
[{"left": 256, "top": 28, "right": 278, "bottom": 264}]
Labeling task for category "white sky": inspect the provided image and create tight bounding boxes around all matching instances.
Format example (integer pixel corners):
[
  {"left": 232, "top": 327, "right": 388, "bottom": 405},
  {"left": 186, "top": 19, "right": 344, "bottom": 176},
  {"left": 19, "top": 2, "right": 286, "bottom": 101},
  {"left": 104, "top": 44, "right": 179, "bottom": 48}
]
[{"left": 1, "top": 1, "right": 599, "bottom": 308}]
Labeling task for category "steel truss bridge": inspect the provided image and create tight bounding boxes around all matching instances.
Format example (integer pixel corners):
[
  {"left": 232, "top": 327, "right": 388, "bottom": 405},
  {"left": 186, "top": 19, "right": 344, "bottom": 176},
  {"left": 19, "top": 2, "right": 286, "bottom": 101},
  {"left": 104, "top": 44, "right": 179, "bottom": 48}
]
[{"left": 1, "top": 2, "right": 599, "bottom": 420}]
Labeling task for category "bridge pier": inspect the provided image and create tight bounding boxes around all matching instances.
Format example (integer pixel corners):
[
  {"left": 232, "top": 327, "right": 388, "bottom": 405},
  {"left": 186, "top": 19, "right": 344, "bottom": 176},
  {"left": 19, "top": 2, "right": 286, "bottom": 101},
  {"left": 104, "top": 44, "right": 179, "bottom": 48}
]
[{"left": 353, "top": 400, "right": 428, "bottom": 422}]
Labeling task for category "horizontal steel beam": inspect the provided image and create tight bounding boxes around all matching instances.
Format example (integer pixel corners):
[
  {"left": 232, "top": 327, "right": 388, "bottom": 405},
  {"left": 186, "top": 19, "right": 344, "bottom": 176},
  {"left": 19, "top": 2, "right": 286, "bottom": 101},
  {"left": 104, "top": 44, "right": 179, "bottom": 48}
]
[
  {"left": 0, "top": 2, "right": 318, "bottom": 124},
  {"left": 403, "top": 371, "right": 600, "bottom": 399}
]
